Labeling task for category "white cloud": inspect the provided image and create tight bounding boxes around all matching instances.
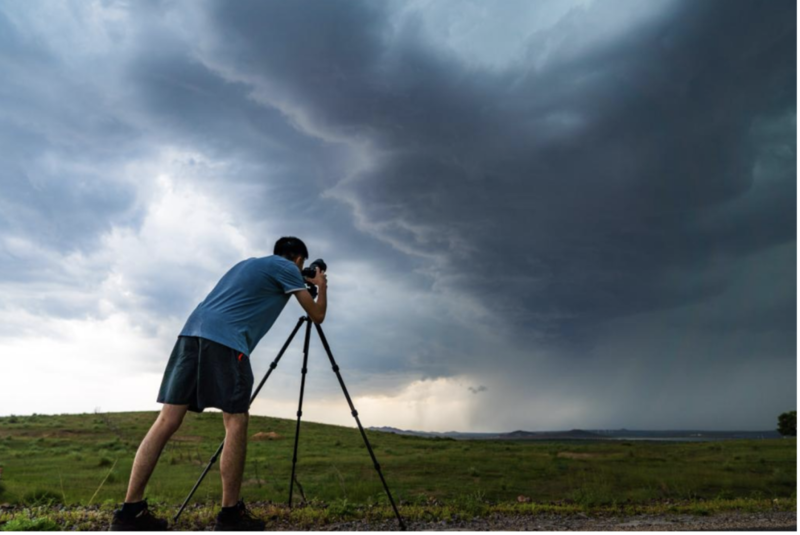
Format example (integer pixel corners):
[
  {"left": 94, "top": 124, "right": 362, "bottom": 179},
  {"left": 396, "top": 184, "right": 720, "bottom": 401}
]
[
  {"left": 0, "top": 309, "right": 167, "bottom": 415},
  {"left": 0, "top": 141, "right": 506, "bottom": 419},
  {"left": 250, "top": 375, "right": 478, "bottom": 432}
]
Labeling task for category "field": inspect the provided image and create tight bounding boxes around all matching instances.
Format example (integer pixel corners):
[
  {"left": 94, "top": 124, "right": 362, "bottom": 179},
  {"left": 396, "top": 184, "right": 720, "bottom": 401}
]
[{"left": 0, "top": 411, "right": 795, "bottom": 530}]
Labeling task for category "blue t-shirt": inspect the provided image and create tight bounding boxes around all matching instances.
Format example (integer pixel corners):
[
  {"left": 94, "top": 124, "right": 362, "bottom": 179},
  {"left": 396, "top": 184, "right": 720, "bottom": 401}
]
[{"left": 179, "top": 255, "right": 307, "bottom": 356}]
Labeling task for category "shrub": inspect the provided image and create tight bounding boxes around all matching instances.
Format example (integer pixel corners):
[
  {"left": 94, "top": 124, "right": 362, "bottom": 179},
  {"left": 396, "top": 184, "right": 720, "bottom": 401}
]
[
  {"left": 1, "top": 518, "right": 59, "bottom": 531},
  {"left": 98, "top": 438, "right": 125, "bottom": 450},
  {"left": 328, "top": 498, "right": 357, "bottom": 519},
  {"left": 716, "top": 489, "right": 735, "bottom": 500},
  {"left": 569, "top": 484, "right": 615, "bottom": 507},
  {"left": 455, "top": 489, "right": 488, "bottom": 517},
  {"left": 21, "top": 489, "right": 62, "bottom": 506},
  {"left": 777, "top": 410, "right": 796, "bottom": 437}
]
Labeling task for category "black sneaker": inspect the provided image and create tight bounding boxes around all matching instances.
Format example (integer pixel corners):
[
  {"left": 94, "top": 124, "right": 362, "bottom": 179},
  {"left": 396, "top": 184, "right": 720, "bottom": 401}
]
[
  {"left": 109, "top": 499, "right": 169, "bottom": 531},
  {"left": 213, "top": 500, "right": 266, "bottom": 531}
]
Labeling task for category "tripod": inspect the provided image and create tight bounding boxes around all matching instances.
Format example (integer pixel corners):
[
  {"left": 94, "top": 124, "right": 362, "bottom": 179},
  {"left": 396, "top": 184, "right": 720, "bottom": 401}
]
[{"left": 173, "top": 316, "right": 407, "bottom": 530}]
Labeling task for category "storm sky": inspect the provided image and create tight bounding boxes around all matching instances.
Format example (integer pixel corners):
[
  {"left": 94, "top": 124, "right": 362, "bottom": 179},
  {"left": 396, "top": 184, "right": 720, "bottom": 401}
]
[{"left": 0, "top": 0, "right": 795, "bottom": 431}]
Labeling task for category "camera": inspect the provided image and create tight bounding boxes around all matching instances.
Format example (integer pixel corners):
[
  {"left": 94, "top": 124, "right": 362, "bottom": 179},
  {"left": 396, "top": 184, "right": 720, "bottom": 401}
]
[{"left": 301, "top": 258, "right": 327, "bottom": 298}]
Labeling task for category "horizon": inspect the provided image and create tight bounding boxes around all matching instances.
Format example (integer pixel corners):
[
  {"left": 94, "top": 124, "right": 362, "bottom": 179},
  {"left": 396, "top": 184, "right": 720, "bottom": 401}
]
[{"left": 0, "top": 410, "right": 787, "bottom": 435}]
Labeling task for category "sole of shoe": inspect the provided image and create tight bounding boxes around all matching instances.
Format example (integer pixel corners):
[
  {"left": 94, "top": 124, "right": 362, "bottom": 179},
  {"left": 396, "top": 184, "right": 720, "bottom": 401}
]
[
  {"left": 213, "top": 522, "right": 266, "bottom": 531},
  {"left": 110, "top": 520, "right": 169, "bottom": 531},
  {"left": 109, "top": 523, "right": 139, "bottom": 531}
]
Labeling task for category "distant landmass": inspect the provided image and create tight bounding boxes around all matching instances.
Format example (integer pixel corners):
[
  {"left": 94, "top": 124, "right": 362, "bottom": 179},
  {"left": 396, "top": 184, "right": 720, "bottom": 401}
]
[{"left": 366, "top": 426, "right": 784, "bottom": 441}]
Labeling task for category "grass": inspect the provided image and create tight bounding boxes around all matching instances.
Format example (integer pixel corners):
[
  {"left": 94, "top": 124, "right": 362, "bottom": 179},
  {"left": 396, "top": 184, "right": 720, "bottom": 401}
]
[
  {"left": 0, "top": 517, "right": 60, "bottom": 531},
  {"left": 0, "top": 411, "right": 795, "bottom": 529}
]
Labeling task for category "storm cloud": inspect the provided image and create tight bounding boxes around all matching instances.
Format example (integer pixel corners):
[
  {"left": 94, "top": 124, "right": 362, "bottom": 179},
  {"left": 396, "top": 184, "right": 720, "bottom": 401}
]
[{"left": 0, "top": 0, "right": 794, "bottom": 431}]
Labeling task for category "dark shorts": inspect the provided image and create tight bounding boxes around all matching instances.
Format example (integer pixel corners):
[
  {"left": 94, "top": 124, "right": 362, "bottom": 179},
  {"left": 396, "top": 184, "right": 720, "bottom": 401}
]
[{"left": 157, "top": 336, "right": 254, "bottom": 414}]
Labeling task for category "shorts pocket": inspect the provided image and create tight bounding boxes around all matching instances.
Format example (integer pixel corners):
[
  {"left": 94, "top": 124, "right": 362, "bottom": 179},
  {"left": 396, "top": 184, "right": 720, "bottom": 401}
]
[{"left": 232, "top": 352, "right": 254, "bottom": 411}]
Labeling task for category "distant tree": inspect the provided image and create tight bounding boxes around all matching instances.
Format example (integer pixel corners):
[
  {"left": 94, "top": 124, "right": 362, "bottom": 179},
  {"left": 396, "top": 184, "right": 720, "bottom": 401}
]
[{"left": 777, "top": 410, "right": 796, "bottom": 437}]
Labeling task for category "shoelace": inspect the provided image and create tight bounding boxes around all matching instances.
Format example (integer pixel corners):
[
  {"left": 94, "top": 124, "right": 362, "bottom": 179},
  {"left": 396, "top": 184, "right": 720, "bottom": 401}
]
[
  {"left": 135, "top": 508, "right": 160, "bottom": 524},
  {"left": 235, "top": 502, "right": 260, "bottom": 523},
  {"left": 240, "top": 507, "right": 258, "bottom": 521}
]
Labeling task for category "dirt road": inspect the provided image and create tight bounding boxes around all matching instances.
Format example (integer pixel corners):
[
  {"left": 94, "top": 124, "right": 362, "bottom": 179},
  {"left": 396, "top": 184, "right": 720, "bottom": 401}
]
[
  {"left": 312, "top": 511, "right": 797, "bottom": 531},
  {"left": 1, "top": 505, "right": 795, "bottom": 531}
]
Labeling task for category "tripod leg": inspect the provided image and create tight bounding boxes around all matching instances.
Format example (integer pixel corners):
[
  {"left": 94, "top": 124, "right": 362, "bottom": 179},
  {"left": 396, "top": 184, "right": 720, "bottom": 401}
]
[
  {"left": 173, "top": 316, "right": 306, "bottom": 524},
  {"left": 313, "top": 323, "right": 408, "bottom": 531},
  {"left": 288, "top": 317, "right": 313, "bottom": 508},
  {"left": 250, "top": 316, "right": 307, "bottom": 403},
  {"left": 173, "top": 439, "right": 224, "bottom": 522}
]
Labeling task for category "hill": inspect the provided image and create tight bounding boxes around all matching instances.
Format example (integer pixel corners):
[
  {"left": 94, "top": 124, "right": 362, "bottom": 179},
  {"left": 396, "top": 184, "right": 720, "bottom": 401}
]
[{"left": 0, "top": 411, "right": 794, "bottom": 522}]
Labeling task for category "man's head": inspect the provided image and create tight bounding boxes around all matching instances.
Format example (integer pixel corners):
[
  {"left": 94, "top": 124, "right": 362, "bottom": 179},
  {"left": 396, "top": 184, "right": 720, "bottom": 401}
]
[{"left": 274, "top": 236, "right": 309, "bottom": 269}]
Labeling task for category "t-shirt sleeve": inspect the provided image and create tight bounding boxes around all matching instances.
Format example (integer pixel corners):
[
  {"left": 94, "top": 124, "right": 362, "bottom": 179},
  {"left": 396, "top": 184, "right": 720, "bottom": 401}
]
[{"left": 275, "top": 263, "right": 307, "bottom": 294}]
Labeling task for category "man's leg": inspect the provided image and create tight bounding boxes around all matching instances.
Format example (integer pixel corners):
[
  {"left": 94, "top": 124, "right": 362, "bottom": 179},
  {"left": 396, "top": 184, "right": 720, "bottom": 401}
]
[
  {"left": 220, "top": 411, "right": 249, "bottom": 507},
  {"left": 125, "top": 403, "right": 189, "bottom": 502}
]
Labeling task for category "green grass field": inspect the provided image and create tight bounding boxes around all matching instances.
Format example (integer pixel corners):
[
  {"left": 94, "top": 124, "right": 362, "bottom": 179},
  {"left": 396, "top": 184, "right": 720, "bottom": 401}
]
[{"left": 0, "top": 411, "right": 795, "bottom": 529}]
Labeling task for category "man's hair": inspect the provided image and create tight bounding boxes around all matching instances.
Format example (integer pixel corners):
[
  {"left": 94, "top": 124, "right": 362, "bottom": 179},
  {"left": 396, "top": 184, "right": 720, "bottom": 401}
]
[{"left": 274, "top": 236, "right": 309, "bottom": 261}]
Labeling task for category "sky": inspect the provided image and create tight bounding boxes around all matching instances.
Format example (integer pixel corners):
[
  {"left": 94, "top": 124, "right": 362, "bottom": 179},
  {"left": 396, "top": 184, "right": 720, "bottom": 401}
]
[{"left": 0, "top": 0, "right": 795, "bottom": 432}]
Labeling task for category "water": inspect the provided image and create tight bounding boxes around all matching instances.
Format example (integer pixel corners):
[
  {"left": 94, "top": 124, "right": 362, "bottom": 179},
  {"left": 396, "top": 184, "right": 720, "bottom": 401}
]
[
  {"left": 609, "top": 437, "right": 720, "bottom": 442},
  {"left": 607, "top": 436, "right": 749, "bottom": 442}
]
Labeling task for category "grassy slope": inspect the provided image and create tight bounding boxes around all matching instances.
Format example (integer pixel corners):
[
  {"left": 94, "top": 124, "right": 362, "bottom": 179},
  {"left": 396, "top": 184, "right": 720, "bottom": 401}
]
[{"left": 0, "top": 411, "right": 795, "bottom": 516}]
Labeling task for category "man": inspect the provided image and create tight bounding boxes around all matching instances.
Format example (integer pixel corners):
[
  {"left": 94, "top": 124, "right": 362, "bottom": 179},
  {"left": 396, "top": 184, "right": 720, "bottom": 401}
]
[{"left": 110, "top": 237, "right": 327, "bottom": 531}]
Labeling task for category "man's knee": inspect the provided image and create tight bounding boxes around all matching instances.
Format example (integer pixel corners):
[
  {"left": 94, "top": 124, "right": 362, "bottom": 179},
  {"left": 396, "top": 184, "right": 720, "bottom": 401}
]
[
  {"left": 223, "top": 411, "right": 249, "bottom": 430},
  {"left": 154, "top": 418, "right": 182, "bottom": 437},
  {"left": 156, "top": 404, "right": 187, "bottom": 434}
]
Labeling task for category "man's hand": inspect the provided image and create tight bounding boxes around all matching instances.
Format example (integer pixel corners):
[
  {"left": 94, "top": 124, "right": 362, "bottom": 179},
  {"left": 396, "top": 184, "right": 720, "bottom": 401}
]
[
  {"left": 304, "top": 266, "right": 327, "bottom": 289},
  {"left": 296, "top": 267, "right": 327, "bottom": 324}
]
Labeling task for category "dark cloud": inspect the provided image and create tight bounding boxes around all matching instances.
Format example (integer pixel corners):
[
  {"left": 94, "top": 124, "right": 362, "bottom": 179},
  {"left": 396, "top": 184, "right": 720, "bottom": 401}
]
[
  {"left": 197, "top": 0, "right": 795, "bottom": 426},
  {"left": 0, "top": 0, "right": 793, "bottom": 429},
  {"left": 201, "top": 0, "right": 795, "bottom": 347},
  {"left": 0, "top": 5, "right": 146, "bottom": 271}
]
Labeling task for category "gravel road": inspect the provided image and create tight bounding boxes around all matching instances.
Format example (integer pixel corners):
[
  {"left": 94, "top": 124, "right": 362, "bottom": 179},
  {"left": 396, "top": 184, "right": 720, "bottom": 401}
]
[
  {"left": 1, "top": 505, "right": 795, "bottom": 531},
  {"left": 307, "top": 511, "right": 797, "bottom": 531}
]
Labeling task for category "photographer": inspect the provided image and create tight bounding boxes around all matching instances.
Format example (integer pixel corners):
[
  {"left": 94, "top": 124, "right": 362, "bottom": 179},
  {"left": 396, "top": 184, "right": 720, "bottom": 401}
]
[{"left": 110, "top": 237, "right": 327, "bottom": 531}]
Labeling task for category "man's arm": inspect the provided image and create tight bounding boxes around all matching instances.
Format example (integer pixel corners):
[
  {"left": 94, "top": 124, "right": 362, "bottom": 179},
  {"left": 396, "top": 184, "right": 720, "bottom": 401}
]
[{"left": 294, "top": 268, "right": 327, "bottom": 323}]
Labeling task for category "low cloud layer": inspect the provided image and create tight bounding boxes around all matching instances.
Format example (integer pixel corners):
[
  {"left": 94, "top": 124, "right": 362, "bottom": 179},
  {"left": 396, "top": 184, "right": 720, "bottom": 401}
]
[{"left": 0, "top": 0, "right": 794, "bottom": 431}]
